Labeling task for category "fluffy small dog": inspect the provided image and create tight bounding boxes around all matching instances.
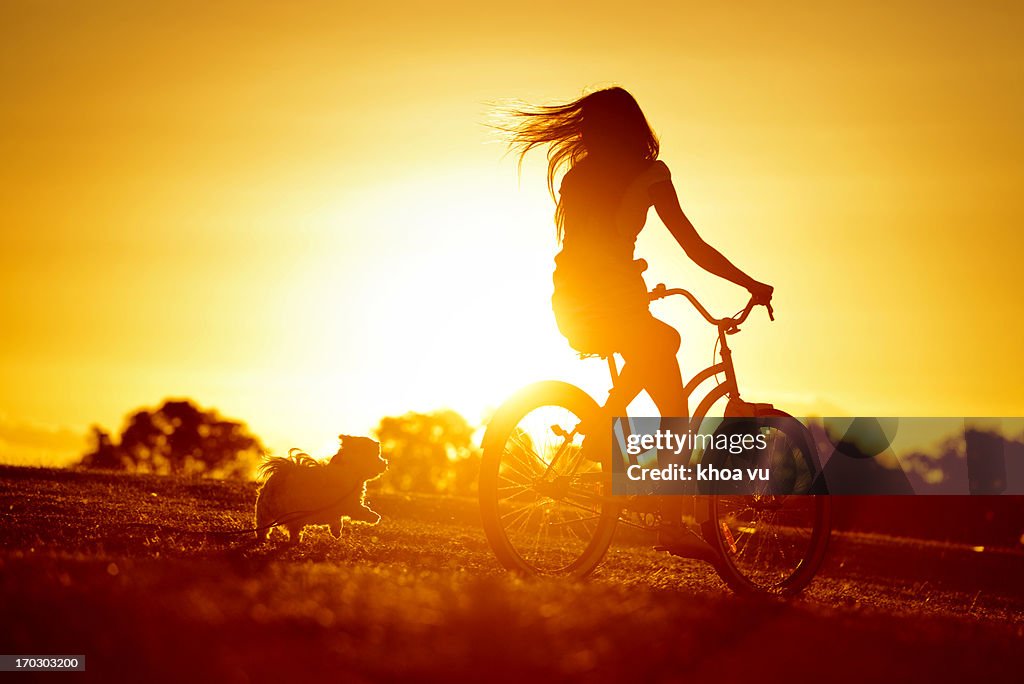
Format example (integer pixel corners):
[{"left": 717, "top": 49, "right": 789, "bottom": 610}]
[{"left": 254, "top": 434, "right": 387, "bottom": 544}]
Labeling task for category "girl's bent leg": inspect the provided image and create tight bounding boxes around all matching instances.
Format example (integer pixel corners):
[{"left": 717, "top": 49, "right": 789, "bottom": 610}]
[
  {"left": 618, "top": 316, "right": 686, "bottom": 418},
  {"left": 618, "top": 317, "right": 698, "bottom": 538}
]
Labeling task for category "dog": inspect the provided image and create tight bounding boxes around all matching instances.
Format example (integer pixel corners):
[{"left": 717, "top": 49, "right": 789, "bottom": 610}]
[{"left": 254, "top": 434, "right": 387, "bottom": 544}]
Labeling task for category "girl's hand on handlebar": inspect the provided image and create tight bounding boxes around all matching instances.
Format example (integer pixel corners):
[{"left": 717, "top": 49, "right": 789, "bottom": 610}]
[
  {"left": 747, "top": 281, "right": 774, "bottom": 306},
  {"left": 748, "top": 281, "right": 775, "bottom": 321}
]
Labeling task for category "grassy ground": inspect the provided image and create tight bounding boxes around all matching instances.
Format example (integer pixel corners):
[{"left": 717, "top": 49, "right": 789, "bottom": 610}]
[{"left": 1, "top": 465, "right": 1022, "bottom": 683}]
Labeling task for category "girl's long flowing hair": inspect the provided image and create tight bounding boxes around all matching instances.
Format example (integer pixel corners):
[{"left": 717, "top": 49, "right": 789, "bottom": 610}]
[{"left": 494, "top": 87, "right": 660, "bottom": 241}]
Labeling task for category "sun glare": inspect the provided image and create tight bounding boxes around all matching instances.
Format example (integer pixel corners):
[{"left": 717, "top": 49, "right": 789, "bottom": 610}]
[{"left": 237, "top": 165, "right": 615, "bottom": 457}]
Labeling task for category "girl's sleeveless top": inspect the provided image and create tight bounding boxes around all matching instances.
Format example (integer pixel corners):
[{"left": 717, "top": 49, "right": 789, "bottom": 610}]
[{"left": 551, "top": 158, "right": 671, "bottom": 352}]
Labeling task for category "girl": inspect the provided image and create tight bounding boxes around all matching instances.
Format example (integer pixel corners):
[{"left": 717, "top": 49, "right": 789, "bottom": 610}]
[{"left": 503, "top": 86, "right": 773, "bottom": 553}]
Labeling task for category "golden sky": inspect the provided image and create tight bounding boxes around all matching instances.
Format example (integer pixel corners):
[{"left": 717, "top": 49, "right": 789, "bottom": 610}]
[{"left": 1, "top": 1, "right": 1021, "bottom": 464}]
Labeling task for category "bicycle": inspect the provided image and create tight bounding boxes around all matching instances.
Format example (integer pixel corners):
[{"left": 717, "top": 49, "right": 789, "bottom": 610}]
[{"left": 478, "top": 285, "right": 831, "bottom": 595}]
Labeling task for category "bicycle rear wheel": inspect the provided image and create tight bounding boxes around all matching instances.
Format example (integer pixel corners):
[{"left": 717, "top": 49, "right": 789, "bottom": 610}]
[
  {"left": 705, "top": 410, "right": 831, "bottom": 595},
  {"left": 479, "top": 381, "right": 618, "bottom": 577}
]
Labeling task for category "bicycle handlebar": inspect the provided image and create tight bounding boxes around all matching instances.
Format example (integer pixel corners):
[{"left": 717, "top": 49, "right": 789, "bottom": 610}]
[{"left": 649, "top": 284, "right": 773, "bottom": 330}]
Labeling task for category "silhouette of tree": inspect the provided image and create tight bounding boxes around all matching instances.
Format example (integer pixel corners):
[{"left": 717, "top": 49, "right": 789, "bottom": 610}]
[
  {"left": 375, "top": 409, "right": 480, "bottom": 495},
  {"left": 79, "top": 399, "right": 264, "bottom": 478},
  {"left": 80, "top": 426, "right": 125, "bottom": 470}
]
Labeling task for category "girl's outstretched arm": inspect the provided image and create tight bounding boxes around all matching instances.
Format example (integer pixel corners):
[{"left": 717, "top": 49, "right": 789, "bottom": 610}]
[{"left": 650, "top": 179, "right": 774, "bottom": 304}]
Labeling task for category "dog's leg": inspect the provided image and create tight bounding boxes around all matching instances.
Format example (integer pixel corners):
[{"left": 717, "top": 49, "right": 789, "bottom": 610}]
[
  {"left": 254, "top": 499, "right": 272, "bottom": 542},
  {"left": 329, "top": 519, "right": 342, "bottom": 539},
  {"left": 286, "top": 524, "right": 302, "bottom": 545}
]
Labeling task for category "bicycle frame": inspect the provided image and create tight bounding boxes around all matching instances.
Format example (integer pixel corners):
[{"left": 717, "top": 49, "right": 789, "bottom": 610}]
[{"left": 608, "top": 285, "right": 770, "bottom": 467}]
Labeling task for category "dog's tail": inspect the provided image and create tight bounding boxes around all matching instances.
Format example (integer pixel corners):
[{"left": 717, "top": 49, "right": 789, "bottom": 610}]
[{"left": 257, "top": 448, "right": 323, "bottom": 480}]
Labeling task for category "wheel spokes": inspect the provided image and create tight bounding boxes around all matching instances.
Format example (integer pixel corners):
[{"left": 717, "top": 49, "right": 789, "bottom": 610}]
[
  {"left": 715, "top": 425, "right": 822, "bottom": 590},
  {"left": 492, "top": 404, "right": 610, "bottom": 573}
]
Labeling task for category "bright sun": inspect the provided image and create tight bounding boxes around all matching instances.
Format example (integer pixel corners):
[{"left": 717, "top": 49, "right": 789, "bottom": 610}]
[{"left": 250, "top": 166, "right": 616, "bottom": 457}]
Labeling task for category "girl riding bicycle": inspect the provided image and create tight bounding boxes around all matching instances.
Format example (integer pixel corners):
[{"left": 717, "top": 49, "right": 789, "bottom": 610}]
[{"left": 502, "top": 86, "right": 774, "bottom": 553}]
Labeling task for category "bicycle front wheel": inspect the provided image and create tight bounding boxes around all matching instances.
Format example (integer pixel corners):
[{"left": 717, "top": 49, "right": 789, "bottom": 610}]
[
  {"left": 705, "top": 410, "right": 831, "bottom": 595},
  {"left": 479, "top": 381, "right": 618, "bottom": 577}
]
